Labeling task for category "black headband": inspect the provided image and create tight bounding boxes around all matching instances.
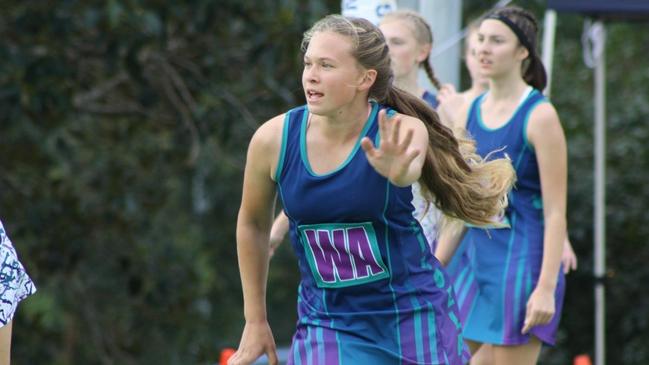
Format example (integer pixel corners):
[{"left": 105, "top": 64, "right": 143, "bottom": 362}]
[{"left": 487, "top": 14, "right": 535, "bottom": 57}]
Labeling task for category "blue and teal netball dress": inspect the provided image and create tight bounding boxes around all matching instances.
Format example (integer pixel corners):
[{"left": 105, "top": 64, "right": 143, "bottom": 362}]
[
  {"left": 461, "top": 87, "right": 566, "bottom": 346},
  {"left": 443, "top": 232, "right": 478, "bottom": 328},
  {"left": 275, "top": 101, "right": 470, "bottom": 365},
  {"left": 0, "top": 219, "right": 36, "bottom": 326},
  {"left": 410, "top": 93, "right": 479, "bottom": 325}
]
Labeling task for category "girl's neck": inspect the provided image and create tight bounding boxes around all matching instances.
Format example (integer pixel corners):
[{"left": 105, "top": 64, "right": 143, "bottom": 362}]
[
  {"left": 394, "top": 70, "right": 424, "bottom": 98},
  {"left": 463, "top": 81, "right": 488, "bottom": 101},
  {"left": 311, "top": 99, "right": 372, "bottom": 140},
  {"left": 487, "top": 73, "right": 529, "bottom": 102}
]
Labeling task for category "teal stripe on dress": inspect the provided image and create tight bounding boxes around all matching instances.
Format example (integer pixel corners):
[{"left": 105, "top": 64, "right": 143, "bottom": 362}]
[
  {"left": 413, "top": 222, "right": 433, "bottom": 269},
  {"left": 449, "top": 311, "right": 462, "bottom": 331},
  {"left": 320, "top": 285, "right": 341, "bottom": 365},
  {"left": 500, "top": 214, "right": 518, "bottom": 338},
  {"left": 513, "top": 142, "right": 528, "bottom": 170},
  {"left": 510, "top": 143, "right": 528, "bottom": 207},
  {"left": 381, "top": 181, "right": 402, "bottom": 358},
  {"left": 408, "top": 296, "right": 425, "bottom": 363},
  {"left": 458, "top": 269, "right": 476, "bottom": 305},
  {"left": 304, "top": 325, "right": 313, "bottom": 365},
  {"left": 427, "top": 304, "right": 439, "bottom": 363},
  {"left": 274, "top": 111, "right": 292, "bottom": 182},
  {"left": 513, "top": 235, "right": 529, "bottom": 330},
  {"left": 276, "top": 114, "right": 291, "bottom": 223},
  {"left": 294, "top": 294, "right": 304, "bottom": 365},
  {"left": 316, "top": 326, "right": 324, "bottom": 365},
  {"left": 293, "top": 343, "right": 303, "bottom": 365},
  {"left": 335, "top": 331, "right": 343, "bottom": 365},
  {"left": 521, "top": 96, "right": 547, "bottom": 148},
  {"left": 454, "top": 266, "right": 470, "bottom": 295}
]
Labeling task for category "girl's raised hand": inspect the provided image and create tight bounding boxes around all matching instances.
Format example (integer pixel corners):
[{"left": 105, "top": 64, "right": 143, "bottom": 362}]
[
  {"left": 360, "top": 110, "right": 420, "bottom": 187},
  {"left": 436, "top": 83, "right": 464, "bottom": 128}
]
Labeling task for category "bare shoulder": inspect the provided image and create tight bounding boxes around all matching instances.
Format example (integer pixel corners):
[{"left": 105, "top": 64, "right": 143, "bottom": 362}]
[
  {"left": 396, "top": 113, "right": 427, "bottom": 131},
  {"left": 530, "top": 101, "right": 559, "bottom": 122},
  {"left": 390, "top": 113, "right": 429, "bottom": 152},
  {"left": 251, "top": 113, "right": 285, "bottom": 149},
  {"left": 247, "top": 113, "right": 286, "bottom": 178},
  {"left": 527, "top": 102, "right": 564, "bottom": 146}
]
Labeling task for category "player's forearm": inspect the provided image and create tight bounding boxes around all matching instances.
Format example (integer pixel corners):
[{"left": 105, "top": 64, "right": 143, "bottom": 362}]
[
  {"left": 269, "top": 211, "right": 289, "bottom": 243},
  {"left": 537, "top": 213, "right": 566, "bottom": 291},
  {"left": 434, "top": 225, "right": 467, "bottom": 266},
  {"left": 236, "top": 220, "right": 272, "bottom": 322}
]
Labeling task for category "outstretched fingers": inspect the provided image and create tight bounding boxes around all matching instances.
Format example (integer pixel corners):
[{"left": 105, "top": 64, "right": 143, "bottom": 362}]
[
  {"left": 378, "top": 109, "right": 389, "bottom": 142},
  {"left": 398, "top": 127, "right": 420, "bottom": 165},
  {"left": 360, "top": 136, "right": 377, "bottom": 158},
  {"left": 390, "top": 115, "right": 401, "bottom": 147},
  {"left": 266, "top": 348, "right": 279, "bottom": 365},
  {"left": 398, "top": 127, "right": 414, "bottom": 153}
]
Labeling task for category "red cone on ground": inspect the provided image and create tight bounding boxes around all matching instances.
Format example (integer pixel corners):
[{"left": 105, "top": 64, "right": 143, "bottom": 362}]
[
  {"left": 573, "top": 354, "right": 592, "bottom": 365},
  {"left": 220, "top": 348, "right": 236, "bottom": 365}
]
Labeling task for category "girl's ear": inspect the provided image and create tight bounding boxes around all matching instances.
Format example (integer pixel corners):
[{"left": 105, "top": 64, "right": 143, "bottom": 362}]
[
  {"left": 358, "top": 69, "right": 378, "bottom": 91},
  {"left": 517, "top": 46, "right": 530, "bottom": 62},
  {"left": 417, "top": 43, "right": 432, "bottom": 63}
]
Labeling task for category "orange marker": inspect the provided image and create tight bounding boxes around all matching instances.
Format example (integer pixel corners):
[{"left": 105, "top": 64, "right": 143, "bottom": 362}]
[
  {"left": 220, "top": 348, "right": 236, "bottom": 365},
  {"left": 573, "top": 354, "right": 592, "bottom": 365}
]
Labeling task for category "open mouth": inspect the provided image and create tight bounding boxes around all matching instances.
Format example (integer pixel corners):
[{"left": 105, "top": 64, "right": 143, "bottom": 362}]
[
  {"left": 479, "top": 58, "right": 492, "bottom": 66},
  {"left": 306, "top": 90, "right": 324, "bottom": 101}
]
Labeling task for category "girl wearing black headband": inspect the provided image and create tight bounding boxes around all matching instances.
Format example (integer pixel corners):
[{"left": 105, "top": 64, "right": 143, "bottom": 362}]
[{"left": 436, "top": 6, "right": 567, "bottom": 364}]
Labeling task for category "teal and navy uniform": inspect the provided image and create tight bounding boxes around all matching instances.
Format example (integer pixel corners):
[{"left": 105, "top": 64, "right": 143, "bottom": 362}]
[
  {"left": 276, "top": 101, "right": 470, "bottom": 364},
  {"left": 461, "top": 87, "right": 566, "bottom": 345}
]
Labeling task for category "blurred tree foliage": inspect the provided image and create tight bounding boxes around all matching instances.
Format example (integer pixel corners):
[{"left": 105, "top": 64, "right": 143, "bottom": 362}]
[
  {"left": 1, "top": 0, "right": 336, "bottom": 363},
  {"left": 0, "top": 0, "right": 648, "bottom": 364}
]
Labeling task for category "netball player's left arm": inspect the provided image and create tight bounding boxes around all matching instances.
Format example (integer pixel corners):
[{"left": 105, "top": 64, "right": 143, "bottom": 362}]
[
  {"left": 522, "top": 102, "right": 568, "bottom": 334},
  {"left": 361, "top": 110, "right": 429, "bottom": 187}
]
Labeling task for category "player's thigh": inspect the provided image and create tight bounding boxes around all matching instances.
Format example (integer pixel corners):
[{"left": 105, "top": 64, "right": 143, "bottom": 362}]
[
  {"left": 0, "top": 321, "right": 12, "bottom": 365},
  {"left": 492, "top": 337, "right": 542, "bottom": 365},
  {"left": 469, "top": 344, "right": 493, "bottom": 365},
  {"left": 465, "top": 339, "right": 483, "bottom": 355}
]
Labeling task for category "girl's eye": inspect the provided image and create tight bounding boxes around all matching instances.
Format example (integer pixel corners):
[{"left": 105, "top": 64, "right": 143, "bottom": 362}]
[{"left": 322, "top": 63, "right": 333, "bottom": 68}]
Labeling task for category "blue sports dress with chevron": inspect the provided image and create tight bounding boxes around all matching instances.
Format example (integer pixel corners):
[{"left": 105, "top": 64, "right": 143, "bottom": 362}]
[
  {"left": 0, "top": 219, "right": 36, "bottom": 326},
  {"left": 275, "top": 101, "right": 471, "bottom": 365},
  {"left": 461, "top": 87, "right": 566, "bottom": 346}
]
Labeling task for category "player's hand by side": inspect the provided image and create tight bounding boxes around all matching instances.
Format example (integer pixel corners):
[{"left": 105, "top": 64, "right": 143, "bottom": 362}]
[
  {"left": 228, "top": 321, "right": 278, "bottom": 365},
  {"left": 561, "top": 237, "right": 578, "bottom": 274},
  {"left": 522, "top": 287, "right": 555, "bottom": 335}
]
